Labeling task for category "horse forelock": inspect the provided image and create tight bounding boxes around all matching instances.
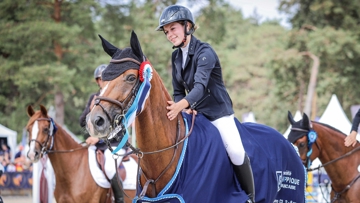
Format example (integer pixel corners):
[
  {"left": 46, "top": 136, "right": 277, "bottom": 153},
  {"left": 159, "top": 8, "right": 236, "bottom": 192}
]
[{"left": 26, "top": 111, "right": 46, "bottom": 130}]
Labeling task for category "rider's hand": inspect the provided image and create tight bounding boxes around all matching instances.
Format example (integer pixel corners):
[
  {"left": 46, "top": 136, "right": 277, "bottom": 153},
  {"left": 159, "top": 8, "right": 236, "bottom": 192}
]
[
  {"left": 345, "top": 130, "right": 358, "bottom": 147},
  {"left": 166, "top": 99, "right": 190, "bottom": 121},
  {"left": 86, "top": 137, "right": 100, "bottom": 145}
]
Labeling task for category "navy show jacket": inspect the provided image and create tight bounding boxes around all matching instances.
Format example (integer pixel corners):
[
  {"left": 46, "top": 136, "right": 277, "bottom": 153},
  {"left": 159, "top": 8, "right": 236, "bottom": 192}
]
[{"left": 171, "top": 35, "right": 234, "bottom": 121}]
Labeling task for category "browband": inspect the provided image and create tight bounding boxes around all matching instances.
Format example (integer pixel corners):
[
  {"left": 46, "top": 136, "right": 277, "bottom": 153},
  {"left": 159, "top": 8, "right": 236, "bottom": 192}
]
[
  {"left": 110, "top": 57, "right": 141, "bottom": 65},
  {"left": 291, "top": 127, "right": 309, "bottom": 133}
]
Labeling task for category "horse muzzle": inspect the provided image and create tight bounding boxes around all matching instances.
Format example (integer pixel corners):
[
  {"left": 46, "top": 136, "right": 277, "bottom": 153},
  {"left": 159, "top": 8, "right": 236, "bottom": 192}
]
[
  {"left": 86, "top": 110, "right": 112, "bottom": 138},
  {"left": 27, "top": 149, "right": 41, "bottom": 163}
]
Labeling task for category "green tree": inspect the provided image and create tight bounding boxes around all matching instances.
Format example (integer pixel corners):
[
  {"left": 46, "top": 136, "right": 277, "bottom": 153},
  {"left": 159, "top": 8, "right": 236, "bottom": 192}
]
[
  {"left": 0, "top": 0, "right": 102, "bottom": 138},
  {"left": 269, "top": 0, "right": 360, "bottom": 121}
]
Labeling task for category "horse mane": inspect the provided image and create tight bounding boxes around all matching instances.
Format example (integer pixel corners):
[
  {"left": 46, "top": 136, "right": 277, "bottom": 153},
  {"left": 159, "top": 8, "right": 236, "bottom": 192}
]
[
  {"left": 151, "top": 67, "right": 172, "bottom": 100},
  {"left": 312, "top": 121, "right": 347, "bottom": 137}
]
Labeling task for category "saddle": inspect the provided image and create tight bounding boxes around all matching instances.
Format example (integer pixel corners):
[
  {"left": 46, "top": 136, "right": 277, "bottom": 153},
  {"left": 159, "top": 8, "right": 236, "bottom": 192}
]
[{"left": 95, "top": 149, "right": 137, "bottom": 181}]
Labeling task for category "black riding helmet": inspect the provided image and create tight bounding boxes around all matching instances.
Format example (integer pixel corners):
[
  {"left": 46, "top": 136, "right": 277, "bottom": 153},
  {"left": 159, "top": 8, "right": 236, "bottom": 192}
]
[
  {"left": 94, "top": 64, "right": 107, "bottom": 79},
  {"left": 156, "top": 5, "right": 196, "bottom": 48},
  {"left": 156, "top": 5, "right": 195, "bottom": 32}
]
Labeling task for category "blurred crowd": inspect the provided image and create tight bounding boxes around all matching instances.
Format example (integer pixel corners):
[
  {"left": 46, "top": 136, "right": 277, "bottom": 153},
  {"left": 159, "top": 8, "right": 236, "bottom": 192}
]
[{"left": 0, "top": 142, "right": 32, "bottom": 175}]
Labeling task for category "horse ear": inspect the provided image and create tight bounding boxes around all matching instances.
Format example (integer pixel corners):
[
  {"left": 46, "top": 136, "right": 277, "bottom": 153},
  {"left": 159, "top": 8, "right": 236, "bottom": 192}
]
[
  {"left": 98, "top": 34, "right": 120, "bottom": 57},
  {"left": 27, "top": 105, "right": 35, "bottom": 117},
  {"left": 39, "top": 105, "right": 48, "bottom": 116},
  {"left": 287, "top": 111, "right": 295, "bottom": 125},
  {"left": 302, "top": 113, "right": 311, "bottom": 129},
  {"left": 130, "top": 30, "right": 145, "bottom": 61}
]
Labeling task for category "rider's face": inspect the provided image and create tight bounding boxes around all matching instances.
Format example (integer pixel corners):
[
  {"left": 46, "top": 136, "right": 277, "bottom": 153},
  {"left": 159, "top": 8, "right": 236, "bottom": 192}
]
[{"left": 163, "top": 22, "right": 185, "bottom": 47}]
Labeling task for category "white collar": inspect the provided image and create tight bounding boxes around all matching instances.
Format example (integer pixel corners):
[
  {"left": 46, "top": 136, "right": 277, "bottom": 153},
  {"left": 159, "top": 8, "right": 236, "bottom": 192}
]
[{"left": 180, "top": 42, "right": 189, "bottom": 54}]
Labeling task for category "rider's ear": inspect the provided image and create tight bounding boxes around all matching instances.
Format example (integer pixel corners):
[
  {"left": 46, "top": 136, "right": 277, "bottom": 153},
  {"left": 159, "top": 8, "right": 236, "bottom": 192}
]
[
  {"left": 98, "top": 34, "right": 119, "bottom": 57},
  {"left": 130, "top": 30, "right": 145, "bottom": 62}
]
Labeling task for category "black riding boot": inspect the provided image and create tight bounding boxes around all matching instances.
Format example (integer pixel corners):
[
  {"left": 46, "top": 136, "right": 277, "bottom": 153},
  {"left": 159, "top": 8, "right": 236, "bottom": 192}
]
[
  {"left": 233, "top": 154, "right": 255, "bottom": 203},
  {"left": 111, "top": 175, "right": 124, "bottom": 203}
]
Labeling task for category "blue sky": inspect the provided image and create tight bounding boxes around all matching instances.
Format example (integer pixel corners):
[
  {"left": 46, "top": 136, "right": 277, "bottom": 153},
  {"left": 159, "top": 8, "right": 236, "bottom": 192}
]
[{"left": 228, "top": 0, "right": 290, "bottom": 27}]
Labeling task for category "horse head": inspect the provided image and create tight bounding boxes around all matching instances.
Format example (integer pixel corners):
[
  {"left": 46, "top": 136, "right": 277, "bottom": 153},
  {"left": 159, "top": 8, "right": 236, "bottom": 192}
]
[
  {"left": 26, "top": 105, "right": 56, "bottom": 162},
  {"left": 87, "top": 31, "right": 166, "bottom": 141},
  {"left": 287, "top": 111, "right": 317, "bottom": 167}
]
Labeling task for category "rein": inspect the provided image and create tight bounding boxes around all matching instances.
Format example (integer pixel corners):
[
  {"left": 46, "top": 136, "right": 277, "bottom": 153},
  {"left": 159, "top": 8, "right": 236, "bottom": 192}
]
[
  {"left": 46, "top": 142, "right": 89, "bottom": 154},
  {"left": 331, "top": 173, "right": 360, "bottom": 203},
  {"left": 110, "top": 113, "right": 196, "bottom": 200},
  {"left": 307, "top": 146, "right": 360, "bottom": 172}
]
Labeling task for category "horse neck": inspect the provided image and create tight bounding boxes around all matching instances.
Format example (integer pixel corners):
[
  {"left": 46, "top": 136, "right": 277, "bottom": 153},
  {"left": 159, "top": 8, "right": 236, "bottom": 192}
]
[
  {"left": 48, "top": 125, "right": 85, "bottom": 176},
  {"left": 313, "top": 122, "right": 359, "bottom": 188},
  {"left": 134, "top": 73, "right": 185, "bottom": 195}
]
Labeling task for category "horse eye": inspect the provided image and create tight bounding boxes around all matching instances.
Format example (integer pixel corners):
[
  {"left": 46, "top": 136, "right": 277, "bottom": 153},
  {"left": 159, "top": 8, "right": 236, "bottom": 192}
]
[
  {"left": 43, "top": 128, "right": 49, "bottom": 134},
  {"left": 299, "top": 143, "right": 306, "bottom": 148},
  {"left": 126, "top": 74, "right": 136, "bottom": 82}
]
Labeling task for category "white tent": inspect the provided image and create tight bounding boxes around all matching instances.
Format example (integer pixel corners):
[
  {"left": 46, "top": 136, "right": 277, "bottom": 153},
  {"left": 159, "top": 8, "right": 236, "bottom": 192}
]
[
  {"left": 0, "top": 124, "right": 17, "bottom": 162},
  {"left": 283, "top": 110, "right": 302, "bottom": 139},
  {"left": 318, "top": 94, "right": 352, "bottom": 134},
  {"left": 242, "top": 112, "right": 257, "bottom": 123}
]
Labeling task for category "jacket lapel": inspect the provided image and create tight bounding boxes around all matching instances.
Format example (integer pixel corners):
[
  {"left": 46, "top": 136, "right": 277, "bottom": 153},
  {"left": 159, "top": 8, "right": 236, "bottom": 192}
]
[{"left": 183, "top": 36, "right": 196, "bottom": 69}]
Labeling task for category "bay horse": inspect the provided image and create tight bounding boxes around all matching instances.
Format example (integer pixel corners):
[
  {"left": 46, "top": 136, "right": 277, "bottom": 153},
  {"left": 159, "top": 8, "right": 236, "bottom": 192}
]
[
  {"left": 287, "top": 111, "right": 360, "bottom": 202},
  {"left": 26, "top": 105, "right": 136, "bottom": 203},
  {"left": 86, "top": 31, "right": 305, "bottom": 203}
]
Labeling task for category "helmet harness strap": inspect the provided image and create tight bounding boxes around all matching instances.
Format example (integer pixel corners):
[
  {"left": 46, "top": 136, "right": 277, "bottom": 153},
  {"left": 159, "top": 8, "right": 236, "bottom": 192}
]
[{"left": 172, "top": 20, "right": 191, "bottom": 49}]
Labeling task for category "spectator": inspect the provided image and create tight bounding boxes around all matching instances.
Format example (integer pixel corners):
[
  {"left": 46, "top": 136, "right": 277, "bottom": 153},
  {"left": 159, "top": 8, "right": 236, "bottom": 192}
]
[
  {"left": 0, "top": 164, "right": 3, "bottom": 177},
  {"left": 0, "top": 143, "right": 10, "bottom": 170},
  {"left": 6, "top": 163, "right": 16, "bottom": 172},
  {"left": 14, "top": 145, "right": 31, "bottom": 171}
]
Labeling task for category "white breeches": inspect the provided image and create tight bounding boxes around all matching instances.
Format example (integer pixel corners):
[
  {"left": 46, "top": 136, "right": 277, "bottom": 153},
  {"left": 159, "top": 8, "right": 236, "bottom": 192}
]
[
  {"left": 211, "top": 114, "right": 245, "bottom": 165},
  {"left": 104, "top": 147, "right": 125, "bottom": 179}
]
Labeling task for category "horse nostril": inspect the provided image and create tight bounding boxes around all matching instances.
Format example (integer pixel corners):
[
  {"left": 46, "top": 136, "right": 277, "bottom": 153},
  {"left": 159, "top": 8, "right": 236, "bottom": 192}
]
[{"left": 94, "top": 116, "right": 105, "bottom": 127}]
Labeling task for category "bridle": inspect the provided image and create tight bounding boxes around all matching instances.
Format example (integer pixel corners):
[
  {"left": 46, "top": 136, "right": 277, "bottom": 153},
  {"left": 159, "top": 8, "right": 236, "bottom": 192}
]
[
  {"left": 290, "top": 127, "right": 321, "bottom": 168},
  {"left": 27, "top": 118, "right": 55, "bottom": 159},
  {"left": 93, "top": 57, "right": 142, "bottom": 137},
  {"left": 27, "top": 117, "right": 88, "bottom": 160},
  {"left": 291, "top": 126, "right": 360, "bottom": 202}
]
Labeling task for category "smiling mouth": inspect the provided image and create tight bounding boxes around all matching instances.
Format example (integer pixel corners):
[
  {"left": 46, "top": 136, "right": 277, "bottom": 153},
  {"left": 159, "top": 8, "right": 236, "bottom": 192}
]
[{"left": 170, "top": 37, "right": 177, "bottom": 43}]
